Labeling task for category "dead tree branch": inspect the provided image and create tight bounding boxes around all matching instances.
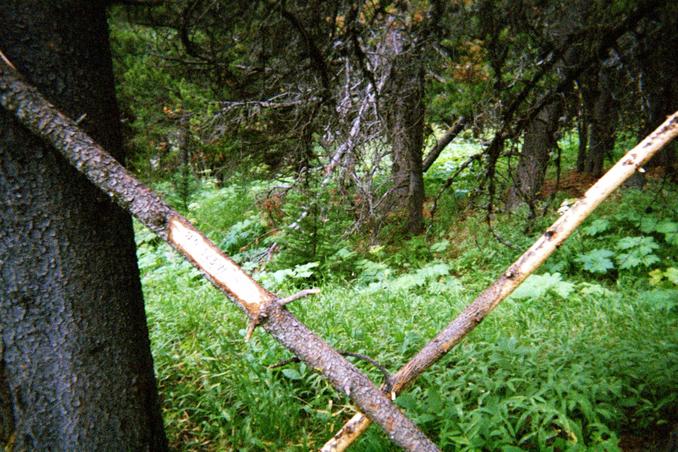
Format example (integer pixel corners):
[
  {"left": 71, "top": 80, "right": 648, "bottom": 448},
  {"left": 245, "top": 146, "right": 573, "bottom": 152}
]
[
  {"left": 277, "top": 288, "right": 320, "bottom": 307},
  {"left": 422, "top": 116, "right": 467, "bottom": 172},
  {"left": 271, "top": 350, "right": 392, "bottom": 390},
  {"left": 0, "top": 56, "right": 438, "bottom": 452},
  {"left": 322, "top": 111, "right": 678, "bottom": 451}
]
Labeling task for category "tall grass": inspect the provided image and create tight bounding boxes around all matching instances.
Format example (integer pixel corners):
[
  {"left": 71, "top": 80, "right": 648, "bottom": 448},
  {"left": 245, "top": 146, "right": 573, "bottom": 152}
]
[{"left": 138, "top": 175, "right": 677, "bottom": 450}]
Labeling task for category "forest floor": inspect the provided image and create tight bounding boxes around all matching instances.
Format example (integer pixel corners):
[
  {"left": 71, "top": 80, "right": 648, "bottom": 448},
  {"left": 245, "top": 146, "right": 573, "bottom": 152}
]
[{"left": 137, "top": 175, "right": 677, "bottom": 451}]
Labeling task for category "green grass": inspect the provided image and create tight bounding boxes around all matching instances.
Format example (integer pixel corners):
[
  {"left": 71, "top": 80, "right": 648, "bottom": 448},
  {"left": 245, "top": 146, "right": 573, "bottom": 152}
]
[{"left": 138, "top": 180, "right": 677, "bottom": 451}]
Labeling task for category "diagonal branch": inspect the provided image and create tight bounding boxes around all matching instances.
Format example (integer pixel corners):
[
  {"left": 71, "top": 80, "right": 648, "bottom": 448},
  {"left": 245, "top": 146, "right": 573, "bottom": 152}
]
[
  {"left": 0, "top": 56, "right": 438, "bottom": 452},
  {"left": 422, "top": 116, "right": 467, "bottom": 173},
  {"left": 321, "top": 111, "right": 678, "bottom": 451}
]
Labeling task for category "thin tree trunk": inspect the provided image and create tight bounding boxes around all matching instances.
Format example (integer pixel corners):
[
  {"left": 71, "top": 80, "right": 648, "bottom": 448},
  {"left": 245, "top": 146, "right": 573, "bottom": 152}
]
[
  {"left": 576, "top": 84, "right": 589, "bottom": 173},
  {"left": 322, "top": 112, "right": 678, "bottom": 451},
  {"left": 0, "top": 57, "right": 438, "bottom": 452},
  {"left": 584, "top": 69, "right": 616, "bottom": 177},
  {"left": 637, "top": 46, "right": 677, "bottom": 177},
  {"left": 0, "top": 2, "right": 166, "bottom": 449},
  {"left": 383, "top": 29, "right": 426, "bottom": 235}
]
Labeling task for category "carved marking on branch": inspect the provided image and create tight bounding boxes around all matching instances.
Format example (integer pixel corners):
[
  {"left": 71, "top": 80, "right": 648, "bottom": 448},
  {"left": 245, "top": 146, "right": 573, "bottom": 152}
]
[{"left": 168, "top": 216, "right": 272, "bottom": 314}]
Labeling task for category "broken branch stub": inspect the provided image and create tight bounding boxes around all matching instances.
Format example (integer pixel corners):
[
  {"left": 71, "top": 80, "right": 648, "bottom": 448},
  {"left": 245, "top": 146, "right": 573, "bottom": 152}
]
[
  {"left": 322, "top": 111, "right": 678, "bottom": 451},
  {"left": 0, "top": 56, "right": 439, "bottom": 452}
]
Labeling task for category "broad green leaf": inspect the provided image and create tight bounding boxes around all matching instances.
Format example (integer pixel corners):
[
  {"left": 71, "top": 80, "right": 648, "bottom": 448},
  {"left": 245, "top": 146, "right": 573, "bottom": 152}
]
[
  {"left": 293, "top": 261, "right": 320, "bottom": 278},
  {"left": 576, "top": 249, "right": 615, "bottom": 274},
  {"left": 656, "top": 220, "right": 678, "bottom": 245},
  {"left": 582, "top": 219, "right": 610, "bottom": 236},
  {"left": 415, "top": 262, "right": 451, "bottom": 279},
  {"left": 655, "top": 220, "right": 677, "bottom": 234},
  {"left": 511, "top": 273, "right": 574, "bottom": 300},
  {"left": 431, "top": 239, "right": 450, "bottom": 253},
  {"left": 666, "top": 267, "right": 678, "bottom": 285},
  {"left": 281, "top": 368, "right": 302, "bottom": 380},
  {"left": 615, "top": 236, "right": 659, "bottom": 269},
  {"left": 648, "top": 268, "right": 665, "bottom": 286},
  {"left": 616, "top": 236, "right": 658, "bottom": 252}
]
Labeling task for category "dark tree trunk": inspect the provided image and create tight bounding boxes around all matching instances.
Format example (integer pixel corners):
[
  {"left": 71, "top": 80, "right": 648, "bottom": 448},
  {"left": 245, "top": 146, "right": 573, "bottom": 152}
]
[
  {"left": 507, "top": 100, "right": 562, "bottom": 212},
  {"left": 383, "top": 30, "right": 426, "bottom": 235},
  {"left": 576, "top": 85, "right": 590, "bottom": 173},
  {"left": 636, "top": 31, "right": 678, "bottom": 177},
  {"left": 581, "top": 69, "right": 616, "bottom": 177},
  {"left": 0, "top": 2, "right": 167, "bottom": 450}
]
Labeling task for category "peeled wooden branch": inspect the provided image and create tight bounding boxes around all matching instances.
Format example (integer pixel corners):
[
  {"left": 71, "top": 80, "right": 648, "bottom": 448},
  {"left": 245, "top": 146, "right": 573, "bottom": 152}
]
[
  {"left": 0, "top": 57, "right": 438, "bottom": 452},
  {"left": 322, "top": 111, "right": 678, "bottom": 451}
]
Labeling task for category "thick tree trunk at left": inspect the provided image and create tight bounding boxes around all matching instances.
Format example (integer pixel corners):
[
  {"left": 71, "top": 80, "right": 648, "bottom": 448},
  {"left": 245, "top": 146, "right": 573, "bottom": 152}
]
[
  {"left": 383, "top": 31, "right": 426, "bottom": 235},
  {"left": 0, "top": 2, "right": 166, "bottom": 449}
]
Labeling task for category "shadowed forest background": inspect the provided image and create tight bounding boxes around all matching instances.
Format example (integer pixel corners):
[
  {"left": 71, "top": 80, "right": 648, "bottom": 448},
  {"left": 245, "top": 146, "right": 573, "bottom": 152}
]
[{"left": 1, "top": 0, "right": 676, "bottom": 450}]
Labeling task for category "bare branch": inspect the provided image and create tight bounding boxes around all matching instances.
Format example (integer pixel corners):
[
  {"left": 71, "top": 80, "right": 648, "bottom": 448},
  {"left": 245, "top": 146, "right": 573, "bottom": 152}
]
[
  {"left": 271, "top": 350, "right": 392, "bottom": 390},
  {"left": 277, "top": 288, "right": 320, "bottom": 307},
  {"left": 322, "top": 111, "right": 678, "bottom": 451},
  {"left": 422, "top": 116, "right": 467, "bottom": 172}
]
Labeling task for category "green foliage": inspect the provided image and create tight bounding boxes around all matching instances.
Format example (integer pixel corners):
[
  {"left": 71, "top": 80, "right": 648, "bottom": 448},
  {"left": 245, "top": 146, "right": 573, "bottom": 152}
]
[
  {"left": 576, "top": 249, "right": 615, "bottom": 274},
  {"left": 257, "top": 262, "right": 320, "bottom": 291},
  {"left": 510, "top": 273, "right": 575, "bottom": 300},
  {"left": 649, "top": 267, "right": 678, "bottom": 286},
  {"left": 615, "top": 236, "right": 660, "bottom": 269},
  {"left": 568, "top": 187, "right": 678, "bottom": 282},
  {"left": 582, "top": 219, "right": 610, "bottom": 236},
  {"left": 135, "top": 180, "right": 678, "bottom": 450}
]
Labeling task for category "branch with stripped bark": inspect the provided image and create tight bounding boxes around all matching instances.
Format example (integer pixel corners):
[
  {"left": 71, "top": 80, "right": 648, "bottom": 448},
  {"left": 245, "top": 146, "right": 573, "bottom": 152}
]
[
  {"left": 322, "top": 111, "right": 678, "bottom": 451},
  {"left": 0, "top": 56, "right": 438, "bottom": 452}
]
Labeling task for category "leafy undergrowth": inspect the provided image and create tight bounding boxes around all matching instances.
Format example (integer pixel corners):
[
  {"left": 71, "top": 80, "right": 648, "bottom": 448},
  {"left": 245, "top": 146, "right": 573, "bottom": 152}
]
[{"left": 138, "top": 181, "right": 677, "bottom": 451}]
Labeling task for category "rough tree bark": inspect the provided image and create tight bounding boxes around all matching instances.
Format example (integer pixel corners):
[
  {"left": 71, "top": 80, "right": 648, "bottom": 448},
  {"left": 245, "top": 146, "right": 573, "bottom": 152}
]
[
  {"left": 383, "top": 28, "right": 426, "bottom": 235},
  {"left": 506, "top": 100, "right": 562, "bottom": 211},
  {"left": 0, "top": 2, "right": 166, "bottom": 449},
  {"left": 0, "top": 56, "right": 438, "bottom": 452},
  {"left": 322, "top": 112, "right": 678, "bottom": 451},
  {"left": 636, "top": 28, "right": 678, "bottom": 176},
  {"left": 580, "top": 68, "right": 616, "bottom": 177}
]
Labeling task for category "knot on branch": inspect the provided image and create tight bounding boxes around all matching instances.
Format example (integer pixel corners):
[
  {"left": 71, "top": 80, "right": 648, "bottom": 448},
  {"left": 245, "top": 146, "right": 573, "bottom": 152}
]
[{"left": 244, "top": 288, "right": 320, "bottom": 341}]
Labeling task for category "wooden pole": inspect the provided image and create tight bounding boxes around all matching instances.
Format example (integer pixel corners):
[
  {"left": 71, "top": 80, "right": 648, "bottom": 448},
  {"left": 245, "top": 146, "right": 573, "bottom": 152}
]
[{"left": 322, "top": 111, "right": 678, "bottom": 451}]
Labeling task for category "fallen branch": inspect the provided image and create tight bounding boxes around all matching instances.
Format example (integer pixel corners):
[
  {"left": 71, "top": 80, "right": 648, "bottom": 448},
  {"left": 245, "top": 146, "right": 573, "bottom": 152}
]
[
  {"left": 422, "top": 116, "right": 467, "bottom": 173},
  {"left": 321, "top": 111, "right": 678, "bottom": 451},
  {"left": 271, "top": 350, "right": 392, "bottom": 390},
  {"left": 0, "top": 56, "right": 438, "bottom": 452}
]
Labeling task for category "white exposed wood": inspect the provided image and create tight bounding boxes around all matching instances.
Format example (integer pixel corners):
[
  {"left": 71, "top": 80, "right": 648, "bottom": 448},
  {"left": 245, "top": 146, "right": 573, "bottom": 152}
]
[{"left": 168, "top": 216, "right": 273, "bottom": 312}]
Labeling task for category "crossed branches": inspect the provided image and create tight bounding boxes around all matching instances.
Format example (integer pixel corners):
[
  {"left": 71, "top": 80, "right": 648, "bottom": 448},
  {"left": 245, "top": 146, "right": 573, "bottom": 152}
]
[{"left": 2, "top": 55, "right": 676, "bottom": 451}]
